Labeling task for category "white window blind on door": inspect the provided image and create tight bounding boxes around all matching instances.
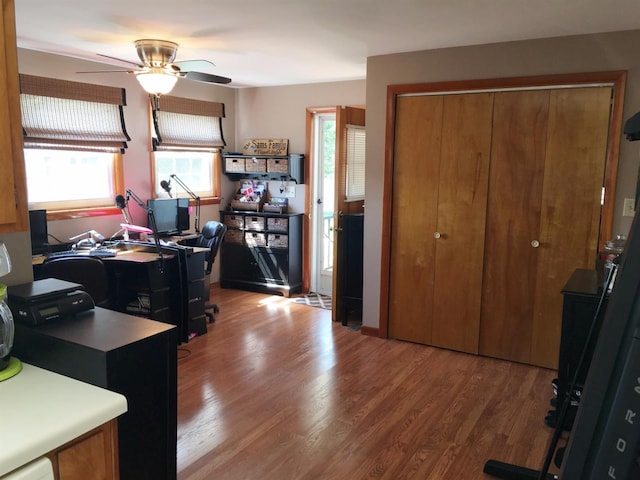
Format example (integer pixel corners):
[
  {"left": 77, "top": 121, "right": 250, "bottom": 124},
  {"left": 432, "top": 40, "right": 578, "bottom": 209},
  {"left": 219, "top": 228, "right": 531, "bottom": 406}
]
[{"left": 346, "top": 124, "right": 365, "bottom": 201}]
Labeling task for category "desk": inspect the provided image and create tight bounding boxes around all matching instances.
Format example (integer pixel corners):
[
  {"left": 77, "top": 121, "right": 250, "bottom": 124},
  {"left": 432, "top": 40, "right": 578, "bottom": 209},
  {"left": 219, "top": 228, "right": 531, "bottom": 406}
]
[
  {"left": 33, "top": 241, "right": 208, "bottom": 343},
  {"left": 12, "top": 307, "right": 177, "bottom": 480}
]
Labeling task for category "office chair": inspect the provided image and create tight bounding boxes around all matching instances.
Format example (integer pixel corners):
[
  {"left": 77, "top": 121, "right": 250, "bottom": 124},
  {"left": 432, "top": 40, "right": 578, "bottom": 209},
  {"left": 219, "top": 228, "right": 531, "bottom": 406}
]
[
  {"left": 187, "top": 220, "right": 227, "bottom": 323},
  {"left": 41, "top": 256, "right": 111, "bottom": 307}
]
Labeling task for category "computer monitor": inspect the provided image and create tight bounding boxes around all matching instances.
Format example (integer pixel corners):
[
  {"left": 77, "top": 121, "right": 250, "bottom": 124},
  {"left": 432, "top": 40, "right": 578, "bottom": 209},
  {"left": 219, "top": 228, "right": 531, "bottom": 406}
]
[
  {"left": 28, "top": 209, "right": 49, "bottom": 254},
  {"left": 147, "top": 198, "right": 190, "bottom": 236}
]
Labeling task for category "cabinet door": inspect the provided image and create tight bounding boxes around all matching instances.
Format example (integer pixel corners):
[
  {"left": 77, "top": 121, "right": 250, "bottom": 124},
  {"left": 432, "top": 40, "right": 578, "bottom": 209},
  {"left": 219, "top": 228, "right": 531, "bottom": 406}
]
[
  {"left": 55, "top": 421, "right": 119, "bottom": 480},
  {"left": 0, "top": 0, "right": 27, "bottom": 233}
]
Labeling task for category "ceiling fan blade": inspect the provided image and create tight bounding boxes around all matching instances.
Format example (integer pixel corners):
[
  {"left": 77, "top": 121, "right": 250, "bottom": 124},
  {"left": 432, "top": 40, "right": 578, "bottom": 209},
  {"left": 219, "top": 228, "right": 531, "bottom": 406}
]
[
  {"left": 184, "top": 70, "right": 232, "bottom": 85},
  {"left": 173, "top": 59, "right": 216, "bottom": 71},
  {"left": 97, "top": 53, "right": 144, "bottom": 68},
  {"left": 77, "top": 69, "right": 134, "bottom": 74}
]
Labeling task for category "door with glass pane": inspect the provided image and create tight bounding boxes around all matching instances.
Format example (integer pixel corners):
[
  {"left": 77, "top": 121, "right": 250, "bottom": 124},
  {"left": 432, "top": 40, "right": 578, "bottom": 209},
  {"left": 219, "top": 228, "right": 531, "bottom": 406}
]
[{"left": 312, "top": 113, "right": 336, "bottom": 296}]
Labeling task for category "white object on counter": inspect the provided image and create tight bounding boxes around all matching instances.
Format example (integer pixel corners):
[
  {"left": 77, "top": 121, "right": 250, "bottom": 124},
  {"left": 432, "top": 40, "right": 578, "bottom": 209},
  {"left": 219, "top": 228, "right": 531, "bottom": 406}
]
[
  {"left": 0, "top": 457, "right": 53, "bottom": 480},
  {"left": 0, "top": 363, "right": 127, "bottom": 477}
]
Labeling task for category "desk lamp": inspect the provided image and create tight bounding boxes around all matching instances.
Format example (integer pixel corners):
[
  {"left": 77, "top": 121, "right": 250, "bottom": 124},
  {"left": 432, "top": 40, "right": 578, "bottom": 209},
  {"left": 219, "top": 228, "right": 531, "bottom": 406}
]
[
  {"left": 170, "top": 174, "right": 201, "bottom": 233},
  {"left": 0, "top": 242, "right": 21, "bottom": 381}
]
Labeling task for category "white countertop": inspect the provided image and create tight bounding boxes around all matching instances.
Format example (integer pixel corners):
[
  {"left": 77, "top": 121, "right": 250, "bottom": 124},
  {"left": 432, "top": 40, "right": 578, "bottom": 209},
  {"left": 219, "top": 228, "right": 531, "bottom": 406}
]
[{"left": 0, "top": 362, "right": 127, "bottom": 477}]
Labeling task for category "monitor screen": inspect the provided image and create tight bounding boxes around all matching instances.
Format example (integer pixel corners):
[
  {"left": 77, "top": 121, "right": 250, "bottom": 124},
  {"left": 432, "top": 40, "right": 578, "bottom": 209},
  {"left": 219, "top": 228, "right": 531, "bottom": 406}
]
[
  {"left": 147, "top": 198, "right": 190, "bottom": 236},
  {"left": 29, "top": 209, "right": 49, "bottom": 254}
]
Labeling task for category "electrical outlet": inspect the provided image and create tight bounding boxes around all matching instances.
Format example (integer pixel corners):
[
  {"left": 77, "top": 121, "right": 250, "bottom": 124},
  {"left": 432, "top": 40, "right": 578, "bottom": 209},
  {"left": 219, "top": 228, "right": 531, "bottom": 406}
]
[
  {"left": 623, "top": 197, "right": 636, "bottom": 217},
  {"left": 282, "top": 186, "right": 296, "bottom": 198}
]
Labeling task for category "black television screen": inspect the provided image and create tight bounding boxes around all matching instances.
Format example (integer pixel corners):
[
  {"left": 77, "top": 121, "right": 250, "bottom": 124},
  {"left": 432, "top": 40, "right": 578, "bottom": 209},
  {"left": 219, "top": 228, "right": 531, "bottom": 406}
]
[
  {"left": 147, "top": 198, "right": 190, "bottom": 236},
  {"left": 28, "top": 209, "right": 49, "bottom": 254}
]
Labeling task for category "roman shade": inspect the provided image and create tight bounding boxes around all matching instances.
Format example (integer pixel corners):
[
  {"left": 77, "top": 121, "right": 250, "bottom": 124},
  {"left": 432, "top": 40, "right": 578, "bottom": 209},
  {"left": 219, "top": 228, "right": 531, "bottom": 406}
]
[
  {"left": 19, "top": 74, "right": 130, "bottom": 153},
  {"left": 152, "top": 95, "right": 226, "bottom": 152},
  {"left": 345, "top": 124, "right": 365, "bottom": 201}
]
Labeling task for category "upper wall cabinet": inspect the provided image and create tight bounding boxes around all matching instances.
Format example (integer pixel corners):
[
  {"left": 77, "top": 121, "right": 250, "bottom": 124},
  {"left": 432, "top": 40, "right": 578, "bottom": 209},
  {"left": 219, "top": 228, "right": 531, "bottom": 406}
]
[
  {"left": 222, "top": 153, "right": 305, "bottom": 183},
  {"left": 0, "top": 0, "right": 28, "bottom": 234}
]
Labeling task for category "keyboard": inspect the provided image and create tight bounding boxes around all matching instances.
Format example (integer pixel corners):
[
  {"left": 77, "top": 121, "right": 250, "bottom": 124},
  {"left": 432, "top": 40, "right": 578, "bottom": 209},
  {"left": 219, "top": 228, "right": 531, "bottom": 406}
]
[
  {"left": 46, "top": 248, "right": 118, "bottom": 259},
  {"left": 89, "top": 248, "right": 118, "bottom": 258},
  {"left": 46, "top": 249, "right": 78, "bottom": 259}
]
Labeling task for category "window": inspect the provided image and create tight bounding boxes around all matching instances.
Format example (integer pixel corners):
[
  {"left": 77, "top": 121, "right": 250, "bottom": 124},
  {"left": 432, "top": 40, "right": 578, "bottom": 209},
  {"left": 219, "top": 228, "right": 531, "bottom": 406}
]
[
  {"left": 19, "top": 74, "right": 129, "bottom": 212},
  {"left": 151, "top": 95, "right": 225, "bottom": 200},
  {"left": 345, "top": 124, "right": 365, "bottom": 201}
]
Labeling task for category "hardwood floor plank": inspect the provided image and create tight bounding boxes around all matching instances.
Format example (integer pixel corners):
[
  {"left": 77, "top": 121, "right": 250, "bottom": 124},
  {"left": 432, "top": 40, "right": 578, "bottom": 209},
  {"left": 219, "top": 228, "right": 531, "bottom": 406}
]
[{"left": 177, "top": 286, "right": 558, "bottom": 479}]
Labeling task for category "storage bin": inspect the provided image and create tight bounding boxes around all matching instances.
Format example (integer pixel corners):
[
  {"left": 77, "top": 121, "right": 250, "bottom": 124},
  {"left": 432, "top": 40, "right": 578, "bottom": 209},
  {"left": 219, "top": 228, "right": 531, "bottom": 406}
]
[
  {"left": 230, "top": 195, "right": 265, "bottom": 211},
  {"left": 245, "top": 157, "right": 267, "bottom": 172},
  {"left": 224, "top": 229, "right": 244, "bottom": 244},
  {"left": 245, "top": 215, "right": 266, "bottom": 231},
  {"left": 268, "top": 233, "right": 288, "bottom": 249},
  {"left": 223, "top": 215, "right": 244, "bottom": 229},
  {"left": 225, "top": 157, "right": 245, "bottom": 172},
  {"left": 245, "top": 232, "right": 267, "bottom": 247},
  {"left": 267, "top": 158, "right": 289, "bottom": 173},
  {"left": 267, "top": 217, "right": 288, "bottom": 232}
]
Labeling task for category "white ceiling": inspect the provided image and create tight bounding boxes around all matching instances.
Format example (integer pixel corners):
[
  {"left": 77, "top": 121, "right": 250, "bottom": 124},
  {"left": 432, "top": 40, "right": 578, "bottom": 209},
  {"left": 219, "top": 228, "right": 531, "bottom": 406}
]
[{"left": 14, "top": 0, "right": 640, "bottom": 88}]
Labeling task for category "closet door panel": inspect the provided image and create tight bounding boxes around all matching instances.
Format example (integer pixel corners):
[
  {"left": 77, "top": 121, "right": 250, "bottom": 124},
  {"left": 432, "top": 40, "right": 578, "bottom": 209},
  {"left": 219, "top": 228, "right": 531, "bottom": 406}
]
[
  {"left": 431, "top": 93, "right": 494, "bottom": 354},
  {"left": 479, "top": 90, "right": 549, "bottom": 363},
  {"left": 388, "top": 95, "right": 443, "bottom": 344},
  {"left": 530, "top": 87, "right": 612, "bottom": 368}
]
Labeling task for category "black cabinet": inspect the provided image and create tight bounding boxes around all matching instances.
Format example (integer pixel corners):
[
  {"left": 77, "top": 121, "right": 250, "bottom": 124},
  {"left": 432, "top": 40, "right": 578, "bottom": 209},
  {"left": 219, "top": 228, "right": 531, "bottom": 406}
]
[
  {"left": 337, "top": 213, "right": 364, "bottom": 325},
  {"left": 12, "top": 308, "right": 178, "bottom": 480},
  {"left": 219, "top": 211, "right": 302, "bottom": 296},
  {"left": 222, "top": 153, "right": 304, "bottom": 183}
]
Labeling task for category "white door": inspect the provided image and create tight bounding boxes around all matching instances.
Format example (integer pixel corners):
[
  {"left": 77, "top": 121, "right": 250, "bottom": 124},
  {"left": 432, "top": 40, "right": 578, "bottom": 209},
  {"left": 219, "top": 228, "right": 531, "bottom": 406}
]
[{"left": 311, "top": 112, "right": 336, "bottom": 296}]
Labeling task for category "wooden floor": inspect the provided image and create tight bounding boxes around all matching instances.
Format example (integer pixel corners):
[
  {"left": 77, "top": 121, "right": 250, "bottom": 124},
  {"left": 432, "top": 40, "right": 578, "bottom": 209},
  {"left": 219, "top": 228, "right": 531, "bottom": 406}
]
[{"left": 176, "top": 286, "right": 559, "bottom": 480}]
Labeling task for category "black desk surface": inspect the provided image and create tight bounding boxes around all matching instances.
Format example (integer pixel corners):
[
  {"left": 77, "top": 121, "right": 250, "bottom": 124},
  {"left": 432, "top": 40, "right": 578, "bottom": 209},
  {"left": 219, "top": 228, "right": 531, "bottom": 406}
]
[
  {"left": 14, "top": 306, "right": 176, "bottom": 352},
  {"left": 562, "top": 268, "right": 605, "bottom": 297}
]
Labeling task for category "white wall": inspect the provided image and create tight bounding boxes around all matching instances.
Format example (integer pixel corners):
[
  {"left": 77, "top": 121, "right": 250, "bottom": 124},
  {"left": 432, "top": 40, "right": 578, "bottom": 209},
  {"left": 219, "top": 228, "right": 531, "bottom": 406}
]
[{"left": 363, "top": 29, "right": 640, "bottom": 331}]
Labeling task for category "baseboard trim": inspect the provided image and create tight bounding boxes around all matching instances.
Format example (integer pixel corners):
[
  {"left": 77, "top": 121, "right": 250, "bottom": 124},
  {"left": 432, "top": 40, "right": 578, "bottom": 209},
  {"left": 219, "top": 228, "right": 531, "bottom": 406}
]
[{"left": 360, "top": 326, "right": 380, "bottom": 337}]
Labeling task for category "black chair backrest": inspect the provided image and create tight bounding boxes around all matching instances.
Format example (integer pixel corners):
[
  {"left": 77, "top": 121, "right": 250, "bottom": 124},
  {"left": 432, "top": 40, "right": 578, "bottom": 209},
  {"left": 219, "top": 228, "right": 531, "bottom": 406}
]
[
  {"left": 41, "top": 256, "right": 110, "bottom": 306},
  {"left": 197, "top": 221, "right": 227, "bottom": 274}
]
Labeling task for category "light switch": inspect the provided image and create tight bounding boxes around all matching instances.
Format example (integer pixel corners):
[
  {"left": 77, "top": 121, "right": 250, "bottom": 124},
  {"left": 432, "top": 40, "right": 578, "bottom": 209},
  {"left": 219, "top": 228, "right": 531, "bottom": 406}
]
[{"left": 623, "top": 197, "right": 636, "bottom": 217}]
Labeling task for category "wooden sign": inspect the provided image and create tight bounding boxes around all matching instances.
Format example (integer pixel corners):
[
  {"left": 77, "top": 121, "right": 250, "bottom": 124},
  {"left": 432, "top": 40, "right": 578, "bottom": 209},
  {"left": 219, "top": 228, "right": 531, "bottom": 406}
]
[{"left": 242, "top": 138, "right": 289, "bottom": 156}]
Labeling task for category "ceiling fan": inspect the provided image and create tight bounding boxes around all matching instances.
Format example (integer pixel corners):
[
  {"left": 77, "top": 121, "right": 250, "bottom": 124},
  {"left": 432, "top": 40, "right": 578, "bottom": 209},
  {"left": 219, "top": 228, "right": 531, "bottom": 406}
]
[{"left": 79, "top": 39, "right": 232, "bottom": 95}]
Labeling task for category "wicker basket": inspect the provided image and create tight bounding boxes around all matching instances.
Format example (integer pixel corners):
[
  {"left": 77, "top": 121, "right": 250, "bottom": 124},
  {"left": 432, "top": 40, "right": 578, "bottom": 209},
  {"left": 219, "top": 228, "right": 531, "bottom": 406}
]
[
  {"left": 223, "top": 215, "right": 244, "bottom": 229},
  {"left": 245, "top": 157, "right": 267, "bottom": 173},
  {"left": 267, "top": 158, "right": 289, "bottom": 173},
  {"left": 245, "top": 215, "right": 265, "bottom": 231},
  {"left": 224, "top": 229, "right": 244, "bottom": 244},
  {"left": 225, "top": 157, "right": 245, "bottom": 172},
  {"left": 245, "top": 232, "right": 267, "bottom": 247},
  {"left": 268, "top": 233, "right": 288, "bottom": 249},
  {"left": 230, "top": 195, "right": 266, "bottom": 212},
  {"left": 267, "top": 217, "right": 288, "bottom": 232}
]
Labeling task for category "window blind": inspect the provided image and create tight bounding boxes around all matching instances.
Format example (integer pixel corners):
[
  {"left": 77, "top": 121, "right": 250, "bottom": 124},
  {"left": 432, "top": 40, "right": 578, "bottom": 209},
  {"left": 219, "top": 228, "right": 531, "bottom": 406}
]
[
  {"left": 152, "top": 95, "right": 226, "bottom": 152},
  {"left": 345, "top": 124, "right": 366, "bottom": 201},
  {"left": 19, "top": 74, "right": 130, "bottom": 153}
]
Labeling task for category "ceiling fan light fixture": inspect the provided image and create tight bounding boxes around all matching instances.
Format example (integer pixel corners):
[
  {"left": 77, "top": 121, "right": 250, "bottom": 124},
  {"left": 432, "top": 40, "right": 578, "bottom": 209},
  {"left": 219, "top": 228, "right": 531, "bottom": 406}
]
[{"left": 135, "top": 70, "right": 178, "bottom": 96}]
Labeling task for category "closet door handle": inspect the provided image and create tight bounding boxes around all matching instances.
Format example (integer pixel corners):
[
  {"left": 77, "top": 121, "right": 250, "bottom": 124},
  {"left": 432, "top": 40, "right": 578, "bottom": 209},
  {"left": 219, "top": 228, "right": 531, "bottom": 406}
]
[
  {"left": 531, "top": 240, "right": 540, "bottom": 248},
  {"left": 434, "top": 232, "right": 442, "bottom": 239}
]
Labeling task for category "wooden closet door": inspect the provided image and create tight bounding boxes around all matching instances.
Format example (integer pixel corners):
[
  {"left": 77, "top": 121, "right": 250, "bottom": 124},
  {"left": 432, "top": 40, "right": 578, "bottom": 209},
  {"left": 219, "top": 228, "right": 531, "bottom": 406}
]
[
  {"left": 431, "top": 93, "right": 493, "bottom": 354},
  {"left": 388, "top": 93, "right": 493, "bottom": 353},
  {"left": 479, "top": 90, "right": 549, "bottom": 363},
  {"left": 388, "top": 95, "right": 443, "bottom": 344},
  {"left": 530, "top": 87, "right": 612, "bottom": 368}
]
